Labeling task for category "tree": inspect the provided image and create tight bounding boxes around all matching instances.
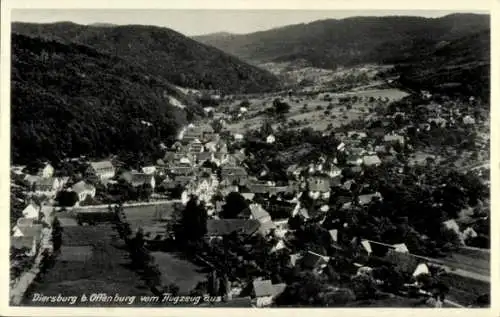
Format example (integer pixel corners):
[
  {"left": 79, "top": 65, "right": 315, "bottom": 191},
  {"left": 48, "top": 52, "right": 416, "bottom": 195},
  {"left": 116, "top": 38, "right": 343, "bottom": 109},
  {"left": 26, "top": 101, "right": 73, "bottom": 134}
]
[
  {"left": 177, "top": 196, "right": 208, "bottom": 243},
  {"left": 351, "top": 274, "right": 378, "bottom": 300},
  {"left": 52, "top": 217, "right": 63, "bottom": 252},
  {"left": 56, "top": 190, "right": 78, "bottom": 207},
  {"left": 273, "top": 98, "right": 291, "bottom": 115},
  {"left": 221, "top": 192, "right": 249, "bottom": 219}
]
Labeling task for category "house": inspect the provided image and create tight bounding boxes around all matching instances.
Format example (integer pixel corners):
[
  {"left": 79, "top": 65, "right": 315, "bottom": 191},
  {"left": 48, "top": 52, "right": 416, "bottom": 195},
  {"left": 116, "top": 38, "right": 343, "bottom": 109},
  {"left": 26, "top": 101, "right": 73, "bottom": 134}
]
[
  {"left": 22, "top": 204, "right": 40, "bottom": 220},
  {"left": 196, "top": 152, "right": 213, "bottom": 164},
  {"left": 442, "top": 219, "right": 460, "bottom": 235},
  {"left": 347, "top": 131, "right": 367, "bottom": 139},
  {"left": 233, "top": 133, "right": 244, "bottom": 141},
  {"left": 11, "top": 236, "right": 39, "bottom": 257},
  {"left": 206, "top": 219, "right": 260, "bottom": 241},
  {"left": 463, "top": 115, "right": 476, "bottom": 125},
  {"left": 412, "top": 263, "right": 430, "bottom": 278},
  {"left": 329, "top": 229, "right": 342, "bottom": 250},
  {"left": 71, "top": 181, "right": 96, "bottom": 202},
  {"left": 87, "top": 160, "right": 115, "bottom": 180},
  {"left": 188, "top": 139, "right": 204, "bottom": 153},
  {"left": 33, "top": 177, "right": 62, "bottom": 196},
  {"left": 384, "top": 134, "right": 405, "bottom": 145},
  {"left": 300, "top": 251, "right": 330, "bottom": 274},
  {"left": 34, "top": 163, "right": 54, "bottom": 179},
  {"left": 462, "top": 227, "right": 478, "bottom": 240},
  {"left": 358, "top": 192, "right": 382, "bottom": 205},
  {"left": 221, "top": 166, "right": 248, "bottom": 186},
  {"left": 362, "top": 155, "right": 382, "bottom": 167},
  {"left": 122, "top": 172, "right": 156, "bottom": 190},
  {"left": 392, "top": 243, "right": 409, "bottom": 253},
  {"left": 266, "top": 135, "right": 276, "bottom": 144},
  {"left": 346, "top": 155, "right": 363, "bottom": 166},
  {"left": 307, "top": 175, "right": 331, "bottom": 200},
  {"left": 273, "top": 219, "right": 289, "bottom": 238},
  {"left": 270, "top": 239, "right": 287, "bottom": 253},
  {"left": 427, "top": 117, "right": 447, "bottom": 128},
  {"left": 169, "top": 165, "right": 195, "bottom": 176},
  {"left": 248, "top": 204, "right": 275, "bottom": 235},
  {"left": 252, "top": 279, "right": 286, "bottom": 307},
  {"left": 141, "top": 166, "right": 157, "bottom": 175},
  {"left": 360, "top": 240, "right": 373, "bottom": 255},
  {"left": 12, "top": 222, "right": 42, "bottom": 254},
  {"left": 289, "top": 253, "right": 302, "bottom": 268}
]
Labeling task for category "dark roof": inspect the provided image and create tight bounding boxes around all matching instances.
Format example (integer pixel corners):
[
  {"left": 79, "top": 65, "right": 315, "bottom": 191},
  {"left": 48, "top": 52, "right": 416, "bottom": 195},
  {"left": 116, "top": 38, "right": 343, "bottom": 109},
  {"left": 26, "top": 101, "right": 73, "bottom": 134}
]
[
  {"left": 59, "top": 245, "right": 93, "bottom": 262},
  {"left": 253, "top": 279, "right": 274, "bottom": 297},
  {"left": 11, "top": 236, "right": 35, "bottom": 250},
  {"left": 206, "top": 219, "right": 260, "bottom": 236},
  {"left": 300, "top": 251, "right": 329, "bottom": 269},
  {"left": 221, "top": 167, "right": 248, "bottom": 176}
]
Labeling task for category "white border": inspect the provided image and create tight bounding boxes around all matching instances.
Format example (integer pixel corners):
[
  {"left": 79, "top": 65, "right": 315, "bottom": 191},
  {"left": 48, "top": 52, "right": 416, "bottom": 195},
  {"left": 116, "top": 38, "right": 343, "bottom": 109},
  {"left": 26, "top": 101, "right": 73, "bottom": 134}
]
[{"left": 1, "top": 0, "right": 497, "bottom": 316}]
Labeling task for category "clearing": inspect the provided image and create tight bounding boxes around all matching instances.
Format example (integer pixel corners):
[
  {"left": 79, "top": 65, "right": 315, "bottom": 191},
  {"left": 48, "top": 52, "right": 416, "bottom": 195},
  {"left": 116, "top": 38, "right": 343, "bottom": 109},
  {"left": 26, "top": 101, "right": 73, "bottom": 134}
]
[
  {"left": 150, "top": 251, "right": 207, "bottom": 295},
  {"left": 22, "top": 225, "right": 151, "bottom": 306}
]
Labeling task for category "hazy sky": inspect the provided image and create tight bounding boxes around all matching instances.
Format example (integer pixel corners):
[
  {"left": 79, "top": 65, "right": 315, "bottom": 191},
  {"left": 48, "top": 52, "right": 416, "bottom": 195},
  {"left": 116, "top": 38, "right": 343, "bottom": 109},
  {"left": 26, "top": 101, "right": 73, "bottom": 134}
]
[{"left": 11, "top": 9, "right": 488, "bottom": 36}]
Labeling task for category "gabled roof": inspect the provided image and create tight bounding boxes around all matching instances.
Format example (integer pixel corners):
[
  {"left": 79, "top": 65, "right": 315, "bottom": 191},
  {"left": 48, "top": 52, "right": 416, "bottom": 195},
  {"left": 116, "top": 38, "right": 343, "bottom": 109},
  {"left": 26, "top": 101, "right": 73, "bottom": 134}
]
[
  {"left": 272, "top": 283, "right": 287, "bottom": 297},
  {"left": 206, "top": 219, "right": 260, "bottom": 236},
  {"left": 358, "top": 192, "right": 382, "bottom": 205},
  {"left": 11, "top": 236, "right": 35, "bottom": 250},
  {"left": 253, "top": 279, "right": 274, "bottom": 297},
  {"left": 362, "top": 155, "right": 382, "bottom": 166},
  {"left": 301, "top": 251, "right": 330, "bottom": 270},
  {"left": 16, "top": 223, "right": 43, "bottom": 239},
  {"left": 329, "top": 229, "right": 338, "bottom": 243},
  {"left": 71, "top": 181, "right": 95, "bottom": 194},
  {"left": 249, "top": 204, "right": 270, "bottom": 221},
  {"left": 89, "top": 160, "right": 114, "bottom": 171}
]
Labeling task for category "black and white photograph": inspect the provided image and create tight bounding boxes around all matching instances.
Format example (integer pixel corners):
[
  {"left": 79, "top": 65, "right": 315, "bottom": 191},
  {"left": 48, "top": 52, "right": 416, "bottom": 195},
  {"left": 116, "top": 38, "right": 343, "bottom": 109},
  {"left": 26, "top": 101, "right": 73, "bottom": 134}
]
[{"left": 3, "top": 1, "right": 495, "bottom": 313}]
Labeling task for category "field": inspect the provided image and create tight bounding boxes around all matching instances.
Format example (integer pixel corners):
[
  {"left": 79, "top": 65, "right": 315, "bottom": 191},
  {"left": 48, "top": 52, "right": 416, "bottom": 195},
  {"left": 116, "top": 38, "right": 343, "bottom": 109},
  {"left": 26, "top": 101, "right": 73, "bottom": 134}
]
[
  {"left": 224, "top": 88, "right": 408, "bottom": 133},
  {"left": 441, "top": 274, "right": 489, "bottom": 306},
  {"left": 22, "top": 225, "right": 151, "bottom": 306},
  {"left": 440, "top": 248, "right": 490, "bottom": 277},
  {"left": 151, "top": 251, "right": 207, "bottom": 295}
]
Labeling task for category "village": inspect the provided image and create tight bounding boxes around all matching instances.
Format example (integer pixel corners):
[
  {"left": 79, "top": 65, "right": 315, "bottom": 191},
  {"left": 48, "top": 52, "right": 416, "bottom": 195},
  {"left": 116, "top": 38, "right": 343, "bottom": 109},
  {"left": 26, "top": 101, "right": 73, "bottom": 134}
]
[{"left": 9, "top": 83, "right": 490, "bottom": 308}]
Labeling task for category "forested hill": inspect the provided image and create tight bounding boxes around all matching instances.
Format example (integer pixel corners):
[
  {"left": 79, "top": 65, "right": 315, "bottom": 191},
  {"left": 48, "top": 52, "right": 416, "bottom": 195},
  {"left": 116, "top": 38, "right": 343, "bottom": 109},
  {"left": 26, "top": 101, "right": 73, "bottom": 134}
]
[
  {"left": 12, "top": 22, "right": 281, "bottom": 94},
  {"left": 395, "top": 29, "right": 490, "bottom": 100},
  {"left": 193, "top": 13, "right": 489, "bottom": 69},
  {"left": 11, "top": 33, "right": 194, "bottom": 165}
]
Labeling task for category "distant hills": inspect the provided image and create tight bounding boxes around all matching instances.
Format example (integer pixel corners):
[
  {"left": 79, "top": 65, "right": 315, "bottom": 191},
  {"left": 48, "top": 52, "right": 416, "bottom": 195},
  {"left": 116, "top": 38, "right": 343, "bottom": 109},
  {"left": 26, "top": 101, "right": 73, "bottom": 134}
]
[
  {"left": 193, "top": 13, "right": 489, "bottom": 67},
  {"left": 11, "top": 33, "right": 196, "bottom": 164},
  {"left": 12, "top": 22, "right": 281, "bottom": 94},
  {"left": 194, "top": 13, "right": 490, "bottom": 98}
]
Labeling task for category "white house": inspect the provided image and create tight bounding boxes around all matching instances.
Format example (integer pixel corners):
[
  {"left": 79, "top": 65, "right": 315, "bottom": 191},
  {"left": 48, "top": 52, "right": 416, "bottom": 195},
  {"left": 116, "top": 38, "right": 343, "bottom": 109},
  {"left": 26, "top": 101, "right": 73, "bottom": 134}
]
[
  {"left": 266, "top": 135, "right": 276, "bottom": 144},
  {"left": 22, "top": 204, "right": 39, "bottom": 220},
  {"left": 442, "top": 219, "right": 460, "bottom": 235},
  {"left": 360, "top": 240, "right": 372, "bottom": 255},
  {"left": 71, "top": 181, "right": 96, "bottom": 202},
  {"left": 141, "top": 166, "right": 157, "bottom": 175},
  {"left": 463, "top": 115, "right": 476, "bottom": 125},
  {"left": 234, "top": 133, "right": 244, "bottom": 141},
  {"left": 412, "top": 263, "right": 430, "bottom": 278},
  {"left": 87, "top": 160, "right": 115, "bottom": 180},
  {"left": 392, "top": 243, "right": 409, "bottom": 253},
  {"left": 252, "top": 279, "right": 285, "bottom": 307},
  {"left": 37, "top": 163, "right": 54, "bottom": 178}
]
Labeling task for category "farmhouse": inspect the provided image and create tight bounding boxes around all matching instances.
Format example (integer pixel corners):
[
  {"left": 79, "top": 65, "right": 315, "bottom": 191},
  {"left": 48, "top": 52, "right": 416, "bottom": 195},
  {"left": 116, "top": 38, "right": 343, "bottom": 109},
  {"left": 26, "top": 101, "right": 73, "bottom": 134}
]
[
  {"left": 300, "top": 250, "right": 330, "bottom": 274},
  {"left": 362, "top": 155, "right": 382, "bottom": 167},
  {"left": 87, "top": 160, "right": 116, "bottom": 180},
  {"left": 37, "top": 163, "right": 54, "bottom": 178},
  {"left": 251, "top": 279, "right": 287, "bottom": 307},
  {"left": 71, "top": 181, "right": 96, "bottom": 202},
  {"left": 22, "top": 204, "right": 40, "bottom": 220},
  {"left": 33, "top": 177, "right": 62, "bottom": 196}
]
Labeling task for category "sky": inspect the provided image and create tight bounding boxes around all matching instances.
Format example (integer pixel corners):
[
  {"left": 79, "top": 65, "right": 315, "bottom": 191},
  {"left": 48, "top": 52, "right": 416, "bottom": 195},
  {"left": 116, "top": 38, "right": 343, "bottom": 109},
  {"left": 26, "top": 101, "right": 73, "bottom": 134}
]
[{"left": 10, "top": 9, "right": 489, "bottom": 36}]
